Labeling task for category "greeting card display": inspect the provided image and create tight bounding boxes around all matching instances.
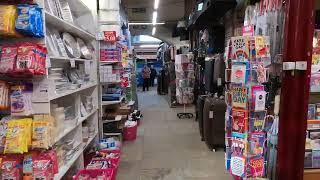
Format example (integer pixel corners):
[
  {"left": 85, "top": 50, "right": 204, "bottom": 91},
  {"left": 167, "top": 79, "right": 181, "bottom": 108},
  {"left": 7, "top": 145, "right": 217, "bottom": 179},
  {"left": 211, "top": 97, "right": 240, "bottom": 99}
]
[
  {"left": 248, "top": 156, "right": 265, "bottom": 177},
  {"left": 249, "top": 132, "right": 266, "bottom": 156},
  {"left": 230, "top": 36, "right": 249, "bottom": 61},
  {"left": 232, "top": 86, "right": 248, "bottom": 109},
  {"left": 231, "top": 61, "right": 249, "bottom": 84},
  {"left": 225, "top": 35, "right": 270, "bottom": 179},
  {"left": 230, "top": 155, "right": 246, "bottom": 178},
  {"left": 232, "top": 109, "right": 248, "bottom": 135},
  {"left": 249, "top": 111, "right": 266, "bottom": 132}
]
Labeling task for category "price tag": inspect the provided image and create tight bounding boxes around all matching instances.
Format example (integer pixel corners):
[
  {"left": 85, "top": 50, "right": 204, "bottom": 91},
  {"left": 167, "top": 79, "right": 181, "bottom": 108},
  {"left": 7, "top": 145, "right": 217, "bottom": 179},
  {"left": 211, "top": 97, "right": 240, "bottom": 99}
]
[
  {"left": 70, "top": 59, "right": 76, "bottom": 68},
  {"left": 46, "top": 56, "right": 51, "bottom": 68},
  {"left": 217, "top": 78, "right": 222, "bottom": 86},
  {"left": 96, "top": 32, "right": 104, "bottom": 41},
  {"left": 209, "top": 111, "right": 214, "bottom": 118},
  {"left": 104, "top": 31, "right": 117, "bottom": 42}
]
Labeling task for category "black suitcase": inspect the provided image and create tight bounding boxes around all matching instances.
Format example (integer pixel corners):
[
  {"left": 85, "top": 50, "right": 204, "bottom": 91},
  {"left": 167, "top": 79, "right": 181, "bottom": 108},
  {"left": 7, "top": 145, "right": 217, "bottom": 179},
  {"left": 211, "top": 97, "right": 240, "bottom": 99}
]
[
  {"left": 196, "top": 95, "right": 207, "bottom": 141},
  {"left": 203, "top": 96, "right": 227, "bottom": 151}
]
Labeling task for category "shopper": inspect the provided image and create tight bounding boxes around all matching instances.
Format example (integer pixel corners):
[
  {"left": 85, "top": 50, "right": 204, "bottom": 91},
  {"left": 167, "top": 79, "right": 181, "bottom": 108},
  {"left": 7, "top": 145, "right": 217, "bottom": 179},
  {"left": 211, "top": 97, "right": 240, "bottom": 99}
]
[
  {"left": 142, "top": 65, "right": 151, "bottom": 91},
  {"left": 150, "top": 65, "right": 157, "bottom": 87}
]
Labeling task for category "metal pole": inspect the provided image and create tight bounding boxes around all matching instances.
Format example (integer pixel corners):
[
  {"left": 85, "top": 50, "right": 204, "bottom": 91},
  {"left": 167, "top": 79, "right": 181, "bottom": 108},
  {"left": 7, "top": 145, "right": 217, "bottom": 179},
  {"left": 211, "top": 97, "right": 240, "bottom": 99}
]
[{"left": 277, "top": 0, "right": 315, "bottom": 179}]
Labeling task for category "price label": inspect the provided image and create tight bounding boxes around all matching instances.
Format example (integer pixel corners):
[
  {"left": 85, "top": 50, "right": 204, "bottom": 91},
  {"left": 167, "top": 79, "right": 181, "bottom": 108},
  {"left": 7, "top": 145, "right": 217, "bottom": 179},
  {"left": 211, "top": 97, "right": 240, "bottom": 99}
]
[
  {"left": 70, "top": 59, "right": 76, "bottom": 68},
  {"left": 104, "top": 31, "right": 117, "bottom": 42}
]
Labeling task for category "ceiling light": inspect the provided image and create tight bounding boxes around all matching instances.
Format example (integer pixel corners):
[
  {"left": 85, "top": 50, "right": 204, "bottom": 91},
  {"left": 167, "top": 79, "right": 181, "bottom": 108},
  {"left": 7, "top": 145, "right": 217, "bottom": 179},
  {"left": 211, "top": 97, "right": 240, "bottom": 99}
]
[
  {"left": 140, "top": 44, "right": 159, "bottom": 48},
  {"left": 154, "top": 0, "right": 160, "bottom": 9},
  {"left": 152, "top": 27, "right": 156, "bottom": 35},
  {"left": 128, "top": 22, "right": 165, "bottom": 25},
  {"left": 152, "top": 11, "right": 157, "bottom": 25}
]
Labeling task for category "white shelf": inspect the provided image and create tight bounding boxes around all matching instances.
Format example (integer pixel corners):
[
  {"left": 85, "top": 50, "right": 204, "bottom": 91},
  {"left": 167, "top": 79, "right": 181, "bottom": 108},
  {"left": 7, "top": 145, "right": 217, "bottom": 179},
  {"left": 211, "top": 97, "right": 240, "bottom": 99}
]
[
  {"left": 100, "top": 61, "right": 121, "bottom": 65},
  {"left": 45, "top": 11, "right": 95, "bottom": 41},
  {"left": 84, "top": 132, "right": 98, "bottom": 149},
  {"left": 54, "top": 144, "right": 85, "bottom": 180},
  {"left": 100, "top": 81, "right": 122, "bottom": 85},
  {"left": 101, "top": 96, "right": 124, "bottom": 106},
  {"left": 54, "top": 109, "right": 98, "bottom": 144},
  {"left": 50, "top": 56, "right": 93, "bottom": 63},
  {"left": 50, "top": 83, "right": 97, "bottom": 101},
  {"left": 78, "top": 108, "right": 98, "bottom": 124},
  {"left": 102, "top": 119, "right": 122, "bottom": 123}
]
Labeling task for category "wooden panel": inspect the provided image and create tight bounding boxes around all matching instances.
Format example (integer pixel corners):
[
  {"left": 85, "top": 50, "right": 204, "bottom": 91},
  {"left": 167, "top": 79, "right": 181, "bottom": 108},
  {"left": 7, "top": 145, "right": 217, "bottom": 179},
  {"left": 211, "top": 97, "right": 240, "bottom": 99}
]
[{"left": 304, "top": 169, "right": 320, "bottom": 180}]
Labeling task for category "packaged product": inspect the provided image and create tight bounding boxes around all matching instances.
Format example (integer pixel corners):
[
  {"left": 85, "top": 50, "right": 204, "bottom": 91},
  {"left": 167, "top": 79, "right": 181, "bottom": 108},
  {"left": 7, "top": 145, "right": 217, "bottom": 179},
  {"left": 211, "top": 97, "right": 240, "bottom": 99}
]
[
  {"left": 32, "top": 155, "right": 54, "bottom": 179},
  {"left": 15, "top": 4, "right": 44, "bottom": 38},
  {"left": 10, "top": 83, "right": 33, "bottom": 116},
  {"left": 0, "top": 45, "right": 18, "bottom": 74},
  {"left": 1, "top": 155, "right": 23, "bottom": 180},
  {"left": 0, "top": 81, "right": 10, "bottom": 110},
  {"left": 0, "top": 119, "right": 8, "bottom": 153},
  {"left": 32, "top": 119, "right": 51, "bottom": 149},
  {"left": 4, "top": 118, "right": 32, "bottom": 154},
  {"left": 0, "top": 5, "right": 20, "bottom": 37},
  {"left": 15, "top": 43, "right": 47, "bottom": 75}
]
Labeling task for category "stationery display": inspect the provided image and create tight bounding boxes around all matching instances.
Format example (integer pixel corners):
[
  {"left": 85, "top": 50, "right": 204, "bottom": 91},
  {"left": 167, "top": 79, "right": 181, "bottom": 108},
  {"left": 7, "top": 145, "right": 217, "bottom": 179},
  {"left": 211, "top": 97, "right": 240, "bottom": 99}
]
[{"left": 225, "top": 35, "right": 270, "bottom": 179}]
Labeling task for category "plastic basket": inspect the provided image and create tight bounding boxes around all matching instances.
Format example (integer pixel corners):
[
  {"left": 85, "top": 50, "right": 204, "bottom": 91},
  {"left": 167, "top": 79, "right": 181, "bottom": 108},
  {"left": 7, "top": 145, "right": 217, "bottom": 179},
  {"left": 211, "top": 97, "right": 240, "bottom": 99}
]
[
  {"left": 123, "top": 124, "right": 138, "bottom": 141},
  {"left": 73, "top": 169, "right": 114, "bottom": 180}
]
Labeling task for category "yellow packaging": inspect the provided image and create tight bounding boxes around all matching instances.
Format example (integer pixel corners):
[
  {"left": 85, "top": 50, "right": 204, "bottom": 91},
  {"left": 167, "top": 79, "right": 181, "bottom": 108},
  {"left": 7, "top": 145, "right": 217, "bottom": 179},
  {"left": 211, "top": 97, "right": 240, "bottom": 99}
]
[
  {"left": 4, "top": 118, "right": 32, "bottom": 154},
  {"left": 0, "top": 5, "right": 21, "bottom": 37}
]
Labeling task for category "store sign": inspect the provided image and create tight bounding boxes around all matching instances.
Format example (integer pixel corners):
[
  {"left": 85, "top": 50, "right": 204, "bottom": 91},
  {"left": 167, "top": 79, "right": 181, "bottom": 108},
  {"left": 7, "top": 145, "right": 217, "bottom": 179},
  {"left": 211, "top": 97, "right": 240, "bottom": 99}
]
[{"left": 104, "top": 31, "right": 117, "bottom": 42}]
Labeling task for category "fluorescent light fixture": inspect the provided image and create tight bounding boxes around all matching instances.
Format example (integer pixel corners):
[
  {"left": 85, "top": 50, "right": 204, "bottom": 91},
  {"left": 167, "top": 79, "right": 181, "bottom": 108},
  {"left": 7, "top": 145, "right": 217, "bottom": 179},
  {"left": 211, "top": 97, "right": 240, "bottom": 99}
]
[
  {"left": 152, "top": 27, "right": 156, "bottom": 35},
  {"left": 197, "top": 2, "right": 203, "bottom": 11},
  {"left": 140, "top": 44, "right": 159, "bottom": 48},
  {"left": 128, "top": 22, "right": 165, "bottom": 25},
  {"left": 152, "top": 11, "right": 158, "bottom": 25},
  {"left": 154, "top": 0, "right": 160, "bottom": 9}
]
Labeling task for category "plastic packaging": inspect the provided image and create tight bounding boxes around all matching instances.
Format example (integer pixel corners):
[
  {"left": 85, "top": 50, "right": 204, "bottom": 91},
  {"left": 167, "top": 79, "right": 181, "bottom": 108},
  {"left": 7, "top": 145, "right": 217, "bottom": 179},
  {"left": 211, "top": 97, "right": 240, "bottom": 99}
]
[
  {"left": 10, "top": 83, "right": 33, "bottom": 116},
  {"left": 1, "top": 155, "right": 23, "bottom": 179},
  {"left": 0, "top": 45, "right": 18, "bottom": 74},
  {"left": 15, "top": 4, "right": 44, "bottom": 38},
  {"left": 0, "top": 5, "right": 20, "bottom": 37}
]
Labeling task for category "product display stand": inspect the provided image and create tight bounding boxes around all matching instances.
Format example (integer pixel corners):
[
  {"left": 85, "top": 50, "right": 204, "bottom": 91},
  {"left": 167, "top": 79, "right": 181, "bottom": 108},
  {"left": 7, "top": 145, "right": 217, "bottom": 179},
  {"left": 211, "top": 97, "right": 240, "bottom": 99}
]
[
  {"left": 175, "top": 54, "right": 195, "bottom": 119},
  {"left": 225, "top": 35, "right": 271, "bottom": 179}
]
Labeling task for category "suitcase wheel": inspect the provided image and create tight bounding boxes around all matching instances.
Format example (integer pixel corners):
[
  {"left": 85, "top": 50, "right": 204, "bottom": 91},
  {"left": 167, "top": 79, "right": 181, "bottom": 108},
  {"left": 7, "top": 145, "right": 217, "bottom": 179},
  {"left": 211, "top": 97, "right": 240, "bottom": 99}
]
[{"left": 177, "top": 113, "right": 194, "bottom": 119}]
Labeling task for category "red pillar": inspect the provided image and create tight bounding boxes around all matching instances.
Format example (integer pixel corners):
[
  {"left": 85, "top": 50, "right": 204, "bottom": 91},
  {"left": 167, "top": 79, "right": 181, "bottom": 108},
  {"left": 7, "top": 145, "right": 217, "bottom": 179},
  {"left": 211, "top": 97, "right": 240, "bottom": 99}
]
[{"left": 277, "top": 0, "right": 315, "bottom": 179}]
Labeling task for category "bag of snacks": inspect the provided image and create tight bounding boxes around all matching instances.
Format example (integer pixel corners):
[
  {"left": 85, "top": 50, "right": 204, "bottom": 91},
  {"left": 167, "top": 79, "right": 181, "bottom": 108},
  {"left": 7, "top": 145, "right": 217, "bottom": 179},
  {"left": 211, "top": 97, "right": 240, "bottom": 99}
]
[
  {"left": 32, "top": 155, "right": 54, "bottom": 179},
  {"left": 0, "top": 81, "right": 10, "bottom": 110},
  {"left": 0, "top": 5, "right": 20, "bottom": 37},
  {"left": 15, "top": 43, "right": 47, "bottom": 75},
  {"left": 15, "top": 4, "right": 44, "bottom": 38},
  {"left": 1, "top": 155, "right": 23, "bottom": 180},
  {"left": 10, "top": 83, "right": 33, "bottom": 116},
  {"left": 4, "top": 118, "right": 32, "bottom": 154},
  {"left": 0, "top": 45, "right": 18, "bottom": 74}
]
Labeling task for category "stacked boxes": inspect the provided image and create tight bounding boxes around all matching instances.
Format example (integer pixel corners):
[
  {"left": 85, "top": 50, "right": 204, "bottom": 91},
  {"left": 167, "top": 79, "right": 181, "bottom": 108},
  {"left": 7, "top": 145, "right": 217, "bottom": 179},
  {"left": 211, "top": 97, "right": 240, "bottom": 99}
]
[{"left": 100, "top": 65, "right": 121, "bottom": 83}]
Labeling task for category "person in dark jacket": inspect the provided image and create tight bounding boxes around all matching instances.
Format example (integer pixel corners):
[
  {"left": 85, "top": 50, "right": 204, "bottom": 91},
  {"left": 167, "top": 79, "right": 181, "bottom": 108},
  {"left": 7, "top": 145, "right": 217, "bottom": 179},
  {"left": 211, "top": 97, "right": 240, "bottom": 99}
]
[
  {"left": 150, "top": 65, "right": 157, "bottom": 87},
  {"left": 142, "top": 65, "right": 151, "bottom": 91}
]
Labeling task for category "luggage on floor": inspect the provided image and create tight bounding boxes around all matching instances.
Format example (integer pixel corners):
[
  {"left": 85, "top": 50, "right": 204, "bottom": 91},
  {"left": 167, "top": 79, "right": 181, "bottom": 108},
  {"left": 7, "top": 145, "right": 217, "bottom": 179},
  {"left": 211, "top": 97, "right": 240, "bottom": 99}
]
[
  {"left": 196, "top": 95, "right": 207, "bottom": 141},
  {"left": 204, "top": 58, "right": 214, "bottom": 92},
  {"left": 203, "top": 96, "right": 227, "bottom": 150}
]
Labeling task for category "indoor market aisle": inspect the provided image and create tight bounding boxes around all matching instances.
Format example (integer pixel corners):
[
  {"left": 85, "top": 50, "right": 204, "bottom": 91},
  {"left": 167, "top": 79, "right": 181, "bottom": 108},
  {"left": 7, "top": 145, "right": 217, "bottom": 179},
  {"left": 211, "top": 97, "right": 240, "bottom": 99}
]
[{"left": 117, "top": 88, "right": 231, "bottom": 180}]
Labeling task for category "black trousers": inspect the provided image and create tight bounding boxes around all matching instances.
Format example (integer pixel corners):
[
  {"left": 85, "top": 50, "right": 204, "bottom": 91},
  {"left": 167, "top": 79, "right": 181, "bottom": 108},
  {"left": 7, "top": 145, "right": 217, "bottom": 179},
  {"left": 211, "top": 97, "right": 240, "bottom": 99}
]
[
  {"left": 143, "top": 78, "right": 150, "bottom": 91},
  {"left": 150, "top": 77, "right": 155, "bottom": 87}
]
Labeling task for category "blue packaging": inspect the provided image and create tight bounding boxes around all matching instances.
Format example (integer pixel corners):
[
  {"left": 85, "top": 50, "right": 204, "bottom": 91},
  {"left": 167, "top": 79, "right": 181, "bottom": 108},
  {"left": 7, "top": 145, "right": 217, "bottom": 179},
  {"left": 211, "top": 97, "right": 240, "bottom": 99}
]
[{"left": 16, "top": 4, "right": 44, "bottom": 38}]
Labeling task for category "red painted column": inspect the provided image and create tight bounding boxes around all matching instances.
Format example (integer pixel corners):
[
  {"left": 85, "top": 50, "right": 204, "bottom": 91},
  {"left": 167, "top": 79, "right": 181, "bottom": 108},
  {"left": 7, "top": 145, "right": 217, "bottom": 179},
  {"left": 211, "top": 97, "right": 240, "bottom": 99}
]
[{"left": 277, "top": 0, "right": 315, "bottom": 179}]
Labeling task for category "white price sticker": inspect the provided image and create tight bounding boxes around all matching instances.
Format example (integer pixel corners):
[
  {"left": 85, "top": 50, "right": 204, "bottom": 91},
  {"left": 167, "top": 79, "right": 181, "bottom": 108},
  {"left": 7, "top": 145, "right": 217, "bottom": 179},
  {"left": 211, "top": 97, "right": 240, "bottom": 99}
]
[
  {"left": 70, "top": 59, "right": 76, "bottom": 68},
  {"left": 209, "top": 111, "right": 214, "bottom": 118}
]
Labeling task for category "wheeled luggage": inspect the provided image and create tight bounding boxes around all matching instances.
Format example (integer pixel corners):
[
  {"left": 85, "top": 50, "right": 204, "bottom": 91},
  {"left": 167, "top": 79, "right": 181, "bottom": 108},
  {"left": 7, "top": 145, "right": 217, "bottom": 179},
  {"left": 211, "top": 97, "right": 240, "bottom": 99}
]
[
  {"left": 196, "top": 95, "right": 207, "bottom": 141},
  {"left": 203, "top": 96, "right": 227, "bottom": 151}
]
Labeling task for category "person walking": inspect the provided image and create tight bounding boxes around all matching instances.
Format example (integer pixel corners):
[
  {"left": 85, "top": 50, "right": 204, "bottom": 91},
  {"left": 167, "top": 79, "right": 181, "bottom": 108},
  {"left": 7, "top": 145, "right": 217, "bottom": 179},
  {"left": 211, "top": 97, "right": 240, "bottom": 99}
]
[
  {"left": 142, "top": 65, "right": 151, "bottom": 91},
  {"left": 150, "top": 65, "right": 157, "bottom": 87}
]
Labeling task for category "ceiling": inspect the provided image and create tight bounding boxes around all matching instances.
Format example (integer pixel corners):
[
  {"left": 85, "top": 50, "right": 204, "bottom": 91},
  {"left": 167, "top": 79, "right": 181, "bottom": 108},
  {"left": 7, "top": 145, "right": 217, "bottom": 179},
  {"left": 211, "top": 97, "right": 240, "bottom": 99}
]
[{"left": 123, "top": 0, "right": 187, "bottom": 46}]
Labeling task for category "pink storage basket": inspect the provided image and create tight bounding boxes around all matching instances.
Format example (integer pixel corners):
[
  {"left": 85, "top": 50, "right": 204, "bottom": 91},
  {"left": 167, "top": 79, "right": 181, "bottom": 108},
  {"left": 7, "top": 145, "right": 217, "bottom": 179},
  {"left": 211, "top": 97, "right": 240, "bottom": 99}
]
[
  {"left": 73, "top": 169, "right": 114, "bottom": 180},
  {"left": 123, "top": 124, "right": 138, "bottom": 141}
]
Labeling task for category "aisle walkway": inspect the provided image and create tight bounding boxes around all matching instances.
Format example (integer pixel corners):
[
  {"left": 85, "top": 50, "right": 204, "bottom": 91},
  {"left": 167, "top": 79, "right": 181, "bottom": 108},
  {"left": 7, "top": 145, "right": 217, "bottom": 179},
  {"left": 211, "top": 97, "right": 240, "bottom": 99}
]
[{"left": 117, "top": 89, "right": 231, "bottom": 180}]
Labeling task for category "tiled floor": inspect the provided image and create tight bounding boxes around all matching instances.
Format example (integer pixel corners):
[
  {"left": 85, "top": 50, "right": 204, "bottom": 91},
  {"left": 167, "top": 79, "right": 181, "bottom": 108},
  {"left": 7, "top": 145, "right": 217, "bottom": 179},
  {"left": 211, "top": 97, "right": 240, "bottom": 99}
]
[{"left": 117, "top": 88, "right": 232, "bottom": 180}]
